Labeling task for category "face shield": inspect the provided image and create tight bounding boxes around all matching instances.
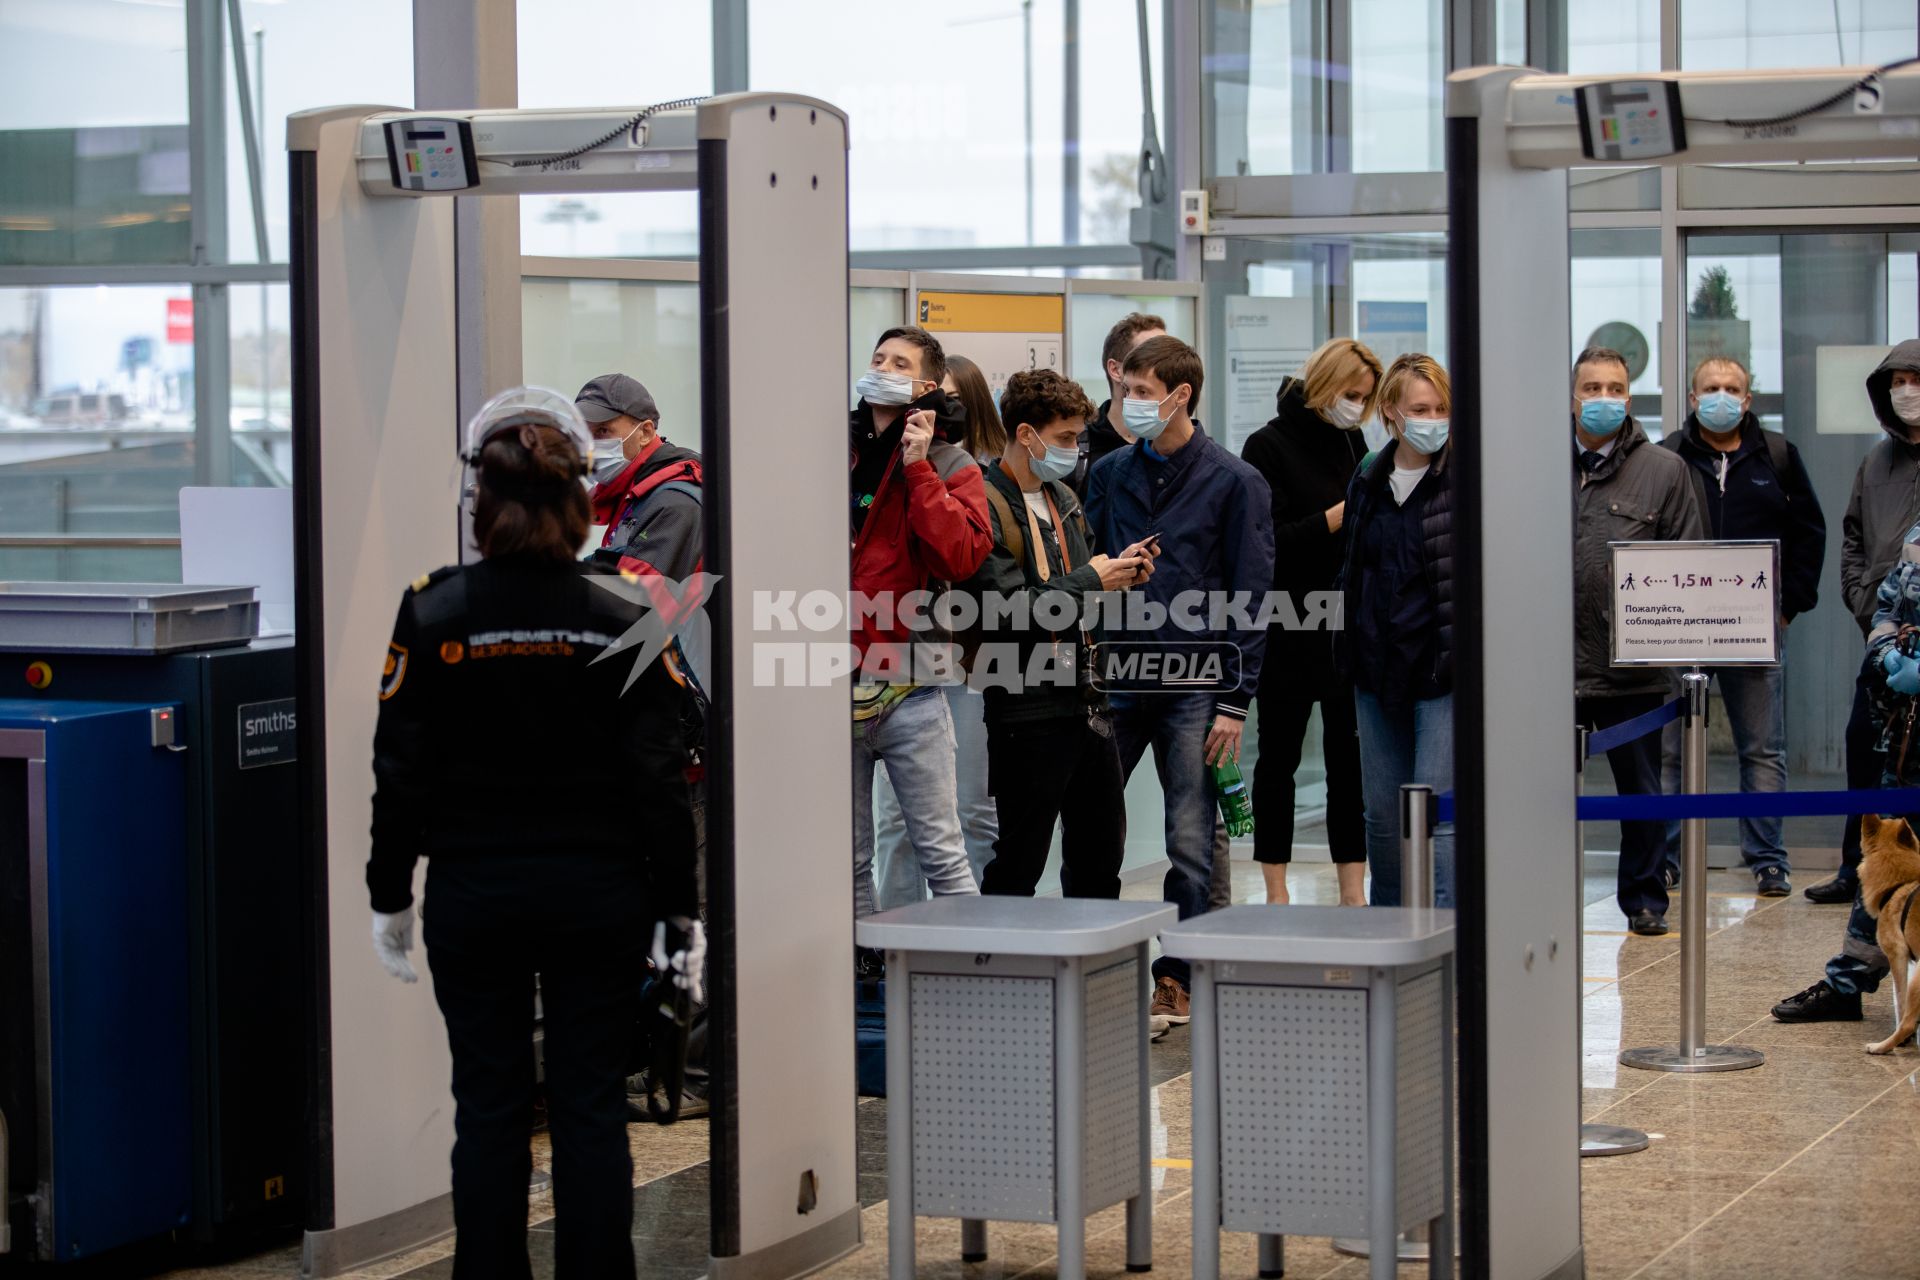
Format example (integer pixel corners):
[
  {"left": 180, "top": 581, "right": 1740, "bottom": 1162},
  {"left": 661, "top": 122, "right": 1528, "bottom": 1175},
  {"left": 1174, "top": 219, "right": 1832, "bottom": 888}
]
[{"left": 459, "top": 385, "right": 596, "bottom": 503}]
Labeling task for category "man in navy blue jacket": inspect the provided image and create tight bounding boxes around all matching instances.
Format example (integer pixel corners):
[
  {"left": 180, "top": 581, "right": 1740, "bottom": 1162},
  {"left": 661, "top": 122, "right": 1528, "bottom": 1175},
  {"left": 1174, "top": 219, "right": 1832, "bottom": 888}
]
[
  {"left": 1086, "top": 336, "right": 1275, "bottom": 1032},
  {"left": 1658, "top": 355, "right": 1826, "bottom": 898}
]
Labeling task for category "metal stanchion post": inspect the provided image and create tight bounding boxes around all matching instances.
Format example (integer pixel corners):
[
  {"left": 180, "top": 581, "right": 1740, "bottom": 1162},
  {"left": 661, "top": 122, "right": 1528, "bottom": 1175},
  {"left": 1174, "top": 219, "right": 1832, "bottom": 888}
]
[
  {"left": 1575, "top": 723, "right": 1650, "bottom": 1156},
  {"left": 1333, "top": 784, "right": 1455, "bottom": 1264},
  {"left": 1620, "top": 670, "right": 1766, "bottom": 1073}
]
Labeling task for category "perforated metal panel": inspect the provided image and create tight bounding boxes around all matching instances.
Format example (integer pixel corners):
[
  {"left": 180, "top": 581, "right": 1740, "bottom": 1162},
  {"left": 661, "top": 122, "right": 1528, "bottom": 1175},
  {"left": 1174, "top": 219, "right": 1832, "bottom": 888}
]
[
  {"left": 1395, "top": 969, "right": 1446, "bottom": 1226},
  {"left": 1217, "top": 984, "right": 1369, "bottom": 1237},
  {"left": 1082, "top": 958, "right": 1143, "bottom": 1213},
  {"left": 909, "top": 973, "right": 1056, "bottom": 1222}
]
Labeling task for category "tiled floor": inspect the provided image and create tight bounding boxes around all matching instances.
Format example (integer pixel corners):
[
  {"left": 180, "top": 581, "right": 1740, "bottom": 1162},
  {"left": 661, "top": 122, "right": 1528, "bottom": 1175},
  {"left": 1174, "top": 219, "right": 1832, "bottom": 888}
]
[{"left": 121, "top": 856, "right": 1917, "bottom": 1280}]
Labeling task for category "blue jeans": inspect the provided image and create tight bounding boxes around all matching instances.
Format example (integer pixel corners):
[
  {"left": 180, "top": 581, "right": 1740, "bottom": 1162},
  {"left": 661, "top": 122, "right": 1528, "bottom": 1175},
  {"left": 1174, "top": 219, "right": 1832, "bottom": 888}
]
[
  {"left": 1659, "top": 666, "right": 1788, "bottom": 878},
  {"left": 852, "top": 688, "right": 979, "bottom": 918},
  {"left": 1110, "top": 691, "right": 1217, "bottom": 986},
  {"left": 872, "top": 684, "right": 998, "bottom": 909},
  {"left": 1354, "top": 689, "right": 1456, "bottom": 909}
]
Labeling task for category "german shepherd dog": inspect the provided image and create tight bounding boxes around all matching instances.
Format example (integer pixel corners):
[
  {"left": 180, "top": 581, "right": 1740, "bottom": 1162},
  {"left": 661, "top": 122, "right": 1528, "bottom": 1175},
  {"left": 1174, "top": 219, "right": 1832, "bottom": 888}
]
[{"left": 1861, "top": 814, "right": 1920, "bottom": 1054}]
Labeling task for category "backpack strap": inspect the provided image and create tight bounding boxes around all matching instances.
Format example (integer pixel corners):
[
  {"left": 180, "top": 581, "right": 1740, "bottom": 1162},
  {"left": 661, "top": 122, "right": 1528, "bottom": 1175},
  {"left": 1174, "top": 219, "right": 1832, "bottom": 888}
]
[
  {"left": 645, "top": 479, "right": 703, "bottom": 506},
  {"left": 1760, "top": 428, "right": 1792, "bottom": 503},
  {"left": 981, "top": 481, "right": 1025, "bottom": 569}
]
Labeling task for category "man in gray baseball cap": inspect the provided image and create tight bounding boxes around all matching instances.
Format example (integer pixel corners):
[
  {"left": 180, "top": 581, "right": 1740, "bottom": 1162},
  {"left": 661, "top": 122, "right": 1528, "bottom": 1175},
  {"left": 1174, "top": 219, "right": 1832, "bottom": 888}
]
[{"left": 577, "top": 373, "right": 704, "bottom": 581}]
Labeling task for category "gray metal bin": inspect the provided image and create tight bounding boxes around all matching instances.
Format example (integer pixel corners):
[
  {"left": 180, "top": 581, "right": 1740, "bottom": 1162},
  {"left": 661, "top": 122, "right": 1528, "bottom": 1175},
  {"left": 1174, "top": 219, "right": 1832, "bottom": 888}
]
[
  {"left": 856, "top": 896, "right": 1176, "bottom": 1280},
  {"left": 0, "top": 583, "right": 259, "bottom": 654},
  {"left": 1162, "top": 904, "right": 1456, "bottom": 1280}
]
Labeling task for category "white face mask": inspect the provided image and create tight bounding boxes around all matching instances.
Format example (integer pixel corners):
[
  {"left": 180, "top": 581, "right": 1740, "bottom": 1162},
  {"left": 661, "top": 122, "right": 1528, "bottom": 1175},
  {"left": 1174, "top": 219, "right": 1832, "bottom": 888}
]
[
  {"left": 1326, "top": 395, "right": 1367, "bottom": 429},
  {"left": 590, "top": 420, "right": 641, "bottom": 483},
  {"left": 1892, "top": 385, "right": 1920, "bottom": 427}
]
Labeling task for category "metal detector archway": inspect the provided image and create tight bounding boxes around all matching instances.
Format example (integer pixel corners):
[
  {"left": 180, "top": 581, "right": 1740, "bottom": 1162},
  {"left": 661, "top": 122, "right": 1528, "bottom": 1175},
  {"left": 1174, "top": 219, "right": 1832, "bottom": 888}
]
[
  {"left": 1447, "top": 62, "right": 1920, "bottom": 1280},
  {"left": 287, "top": 95, "right": 854, "bottom": 1279}
]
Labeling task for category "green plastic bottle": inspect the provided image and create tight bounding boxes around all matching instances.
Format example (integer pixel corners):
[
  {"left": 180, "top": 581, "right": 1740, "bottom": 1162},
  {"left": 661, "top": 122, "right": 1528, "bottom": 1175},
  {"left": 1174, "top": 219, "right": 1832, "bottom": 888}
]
[{"left": 1213, "top": 758, "right": 1255, "bottom": 838}]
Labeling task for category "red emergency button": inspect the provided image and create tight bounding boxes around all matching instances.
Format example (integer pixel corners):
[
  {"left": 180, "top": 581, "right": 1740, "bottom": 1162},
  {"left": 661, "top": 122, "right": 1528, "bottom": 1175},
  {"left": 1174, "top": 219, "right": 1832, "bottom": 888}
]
[{"left": 25, "top": 660, "right": 52, "bottom": 690}]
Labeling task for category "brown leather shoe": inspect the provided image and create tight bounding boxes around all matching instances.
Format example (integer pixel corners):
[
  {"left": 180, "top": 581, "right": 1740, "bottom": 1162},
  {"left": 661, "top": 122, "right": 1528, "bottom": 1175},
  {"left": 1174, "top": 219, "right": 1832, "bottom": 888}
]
[{"left": 1149, "top": 975, "right": 1190, "bottom": 1036}]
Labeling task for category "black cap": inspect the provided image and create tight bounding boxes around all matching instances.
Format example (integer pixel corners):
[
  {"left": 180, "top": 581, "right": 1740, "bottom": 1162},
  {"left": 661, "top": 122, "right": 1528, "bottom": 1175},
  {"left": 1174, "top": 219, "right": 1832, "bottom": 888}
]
[{"left": 575, "top": 373, "right": 659, "bottom": 425}]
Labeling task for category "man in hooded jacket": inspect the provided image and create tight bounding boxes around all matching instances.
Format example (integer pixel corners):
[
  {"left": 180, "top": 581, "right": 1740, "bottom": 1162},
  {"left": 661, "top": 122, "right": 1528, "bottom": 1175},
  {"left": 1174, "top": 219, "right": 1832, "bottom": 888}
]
[{"left": 1773, "top": 339, "right": 1920, "bottom": 1024}]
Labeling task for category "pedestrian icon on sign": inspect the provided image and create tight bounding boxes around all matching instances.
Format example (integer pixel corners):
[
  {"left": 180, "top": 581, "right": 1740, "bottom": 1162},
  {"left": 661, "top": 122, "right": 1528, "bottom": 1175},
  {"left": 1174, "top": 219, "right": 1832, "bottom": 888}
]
[
  {"left": 1621, "top": 573, "right": 1636, "bottom": 590},
  {"left": 1752, "top": 570, "right": 1766, "bottom": 590}
]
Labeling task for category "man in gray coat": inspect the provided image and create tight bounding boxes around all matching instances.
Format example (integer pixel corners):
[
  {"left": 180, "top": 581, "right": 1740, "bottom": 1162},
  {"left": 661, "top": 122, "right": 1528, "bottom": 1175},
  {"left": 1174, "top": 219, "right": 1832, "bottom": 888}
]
[{"left": 1571, "top": 346, "right": 1707, "bottom": 936}]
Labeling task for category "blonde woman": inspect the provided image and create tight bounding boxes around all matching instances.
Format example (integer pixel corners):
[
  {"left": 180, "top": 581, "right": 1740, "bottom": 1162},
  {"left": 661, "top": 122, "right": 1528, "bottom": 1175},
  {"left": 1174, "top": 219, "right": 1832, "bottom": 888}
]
[
  {"left": 1333, "top": 352, "right": 1455, "bottom": 908},
  {"left": 1240, "top": 337, "right": 1381, "bottom": 906}
]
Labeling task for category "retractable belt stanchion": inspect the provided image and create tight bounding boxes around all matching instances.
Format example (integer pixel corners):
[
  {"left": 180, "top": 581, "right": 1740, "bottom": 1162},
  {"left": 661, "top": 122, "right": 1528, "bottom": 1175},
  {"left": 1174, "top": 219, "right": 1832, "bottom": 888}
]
[
  {"left": 1333, "top": 785, "right": 1458, "bottom": 1266},
  {"left": 1619, "top": 670, "right": 1767, "bottom": 1073},
  {"left": 1576, "top": 723, "right": 1652, "bottom": 1155}
]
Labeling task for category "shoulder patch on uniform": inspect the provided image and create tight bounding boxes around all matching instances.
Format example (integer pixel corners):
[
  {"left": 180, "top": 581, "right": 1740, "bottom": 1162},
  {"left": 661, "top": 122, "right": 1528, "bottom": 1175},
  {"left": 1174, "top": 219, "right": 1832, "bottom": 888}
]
[
  {"left": 410, "top": 567, "right": 469, "bottom": 628},
  {"left": 411, "top": 573, "right": 432, "bottom": 592},
  {"left": 379, "top": 642, "right": 409, "bottom": 701}
]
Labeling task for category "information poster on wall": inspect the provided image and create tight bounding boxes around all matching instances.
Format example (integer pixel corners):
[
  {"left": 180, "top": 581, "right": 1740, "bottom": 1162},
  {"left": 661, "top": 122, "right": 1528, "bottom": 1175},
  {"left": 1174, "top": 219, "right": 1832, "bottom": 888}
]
[
  {"left": 1223, "top": 295, "right": 1315, "bottom": 453},
  {"left": 1356, "top": 300, "right": 1428, "bottom": 364},
  {"left": 915, "top": 291, "right": 1064, "bottom": 402},
  {"left": 1609, "top": 540, "right": 1781, "bottom": 667}
]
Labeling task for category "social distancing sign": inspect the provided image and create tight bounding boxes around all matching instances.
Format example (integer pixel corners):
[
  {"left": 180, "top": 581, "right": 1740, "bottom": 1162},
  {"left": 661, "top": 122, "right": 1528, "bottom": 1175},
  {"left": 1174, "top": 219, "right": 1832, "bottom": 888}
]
[{"left": 1609, "top": 540, "right": 1781, "bottom": 667}]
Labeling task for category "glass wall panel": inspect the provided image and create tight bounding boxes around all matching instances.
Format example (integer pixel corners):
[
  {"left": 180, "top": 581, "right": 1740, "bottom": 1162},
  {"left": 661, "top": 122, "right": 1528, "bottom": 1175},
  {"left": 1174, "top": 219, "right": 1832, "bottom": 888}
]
[
  {"left": 1681, "top": 0, "right": 1917, "bottom": 69},
  {"left": 1568, "top": 0, "right": 1660, "bottom": 72},
  {"left": 518, "top": 1, "right": 709, "bottom": 257},
  {"left": 1068, "top": 292, "right": 1198, "bottom": 408},
  {"left": 752, "top": 1, "right": 1162, "bottom": 251},
  {"left": 225, "top": 0, "right": 415, "bottom": 263},
  {"left": 1207, "top": 0, "right": 1444, "bottom": 177},
  {"left": 0, "top": 0, "right": 190, "bottom": 266},
  {"left": 0, "top": 284, "right": 304, "bottom": 538},
  {"left": 1496, "top": 0, "right": 1529, "bottom": 65},
  {"left": 851, "top": 286, "right": 907, "bottom": 406},
  {"left": 1679, "top": 230, "right": 1909, "bottom": 778},
  {"left": 1571, "top": 228, "right": 1665, "bottom": 434},
  {"left": 230, "top": 283, "right": 292, "bottom": 485},
  {"left": 1893, "top": 235, "right": 1920, "bottom": 343},
  {"left": 521, "top": 277, "right": 703, "bottom": 445}
]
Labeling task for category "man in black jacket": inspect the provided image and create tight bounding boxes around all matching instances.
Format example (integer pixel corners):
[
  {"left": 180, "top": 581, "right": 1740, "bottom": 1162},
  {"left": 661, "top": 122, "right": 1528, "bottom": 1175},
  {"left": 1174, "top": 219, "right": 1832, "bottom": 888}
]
[
  {"left": 1075, "top": 311, "right": 1167, "bottom": 492},
  {"left": 962, "top": 369, "right": 1154, "bottom": 899},
  {"left": 1657, "top": 356, "right": 1826, "bottom": 898}
]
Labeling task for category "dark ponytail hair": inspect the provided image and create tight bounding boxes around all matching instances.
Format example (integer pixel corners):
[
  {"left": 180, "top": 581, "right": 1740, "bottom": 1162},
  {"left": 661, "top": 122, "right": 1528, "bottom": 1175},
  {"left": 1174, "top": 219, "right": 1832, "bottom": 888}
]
[{"left": 471, "top": 423, "right": 591, "bottom": 562}]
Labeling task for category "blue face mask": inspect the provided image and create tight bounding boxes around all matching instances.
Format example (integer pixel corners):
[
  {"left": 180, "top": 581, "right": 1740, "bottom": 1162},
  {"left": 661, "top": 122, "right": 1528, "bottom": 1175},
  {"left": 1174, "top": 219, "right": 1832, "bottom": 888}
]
[
  {"left": 1695, "top": 391, "right": 1744, "bottom": 431},
  {"left": 1123, "top": 390, "right": 1177, "bottom": 440},
  {"left": 1024, "top": 433, "right": 1079, "bottom": 483},
  {"left": 1400, "top": 417, "right": 1450, "bottom": 456},
  {"left": 1578, "top": 396, "right": 1628, "bottom": 437}
]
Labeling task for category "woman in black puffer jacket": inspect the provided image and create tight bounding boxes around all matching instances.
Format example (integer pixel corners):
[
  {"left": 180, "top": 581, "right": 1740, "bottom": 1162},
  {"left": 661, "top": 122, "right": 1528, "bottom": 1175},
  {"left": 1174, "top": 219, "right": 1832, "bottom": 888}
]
[
  {"left": 1336, "top": 352, "right": 1455, "bottom": 908},
  {"left": 1240, "top": 338, "right": 1381, "bottom": 906}
]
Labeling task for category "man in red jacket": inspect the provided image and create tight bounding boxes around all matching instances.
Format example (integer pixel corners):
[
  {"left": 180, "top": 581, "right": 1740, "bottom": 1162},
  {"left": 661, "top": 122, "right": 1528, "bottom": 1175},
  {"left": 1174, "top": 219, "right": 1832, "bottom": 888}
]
[{"left": 849, "top": 327, "right": 992, "bottom": 920}]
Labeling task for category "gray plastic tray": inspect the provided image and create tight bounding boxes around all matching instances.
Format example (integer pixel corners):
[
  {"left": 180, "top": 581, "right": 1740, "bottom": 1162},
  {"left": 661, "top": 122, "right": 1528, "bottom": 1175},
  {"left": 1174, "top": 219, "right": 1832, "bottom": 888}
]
[{"left": 0, "top": 582, "right": 261, "bottom": 654}]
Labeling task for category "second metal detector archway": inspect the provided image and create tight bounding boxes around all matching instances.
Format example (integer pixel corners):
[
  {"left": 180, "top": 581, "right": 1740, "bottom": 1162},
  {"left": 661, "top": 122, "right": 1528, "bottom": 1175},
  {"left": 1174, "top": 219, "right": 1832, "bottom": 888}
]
[
  {"left": 288, "top": 94, "right": 855, "bottom": 1279},
  {"left": 1446, "top": 61, "right": 1920, "bottom": 1280}
]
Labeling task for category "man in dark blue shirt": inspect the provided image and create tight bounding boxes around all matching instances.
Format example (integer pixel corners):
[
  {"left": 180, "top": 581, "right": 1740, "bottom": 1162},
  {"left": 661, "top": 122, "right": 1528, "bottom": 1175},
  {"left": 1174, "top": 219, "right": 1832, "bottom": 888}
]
[{"left": 1086, "top": 336, "right": 1274, "bottom": 1033}]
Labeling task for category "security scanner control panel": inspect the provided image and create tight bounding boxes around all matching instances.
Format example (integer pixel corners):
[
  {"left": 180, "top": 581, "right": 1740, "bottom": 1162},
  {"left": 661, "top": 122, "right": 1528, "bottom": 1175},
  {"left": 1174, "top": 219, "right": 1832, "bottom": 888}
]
[
  {"left": 382, "top": 117, "right": 479, "bottom": 192},
  {"left": 1574, "top": 80, "right": 1686, "bottom": 161}
]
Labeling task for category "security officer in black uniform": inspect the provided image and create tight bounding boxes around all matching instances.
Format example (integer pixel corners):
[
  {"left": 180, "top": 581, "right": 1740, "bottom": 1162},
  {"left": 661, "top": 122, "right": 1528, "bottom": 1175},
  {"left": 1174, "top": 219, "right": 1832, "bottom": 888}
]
[{"left": 367, "top": 386, "right": 702, "bottom": 1280}]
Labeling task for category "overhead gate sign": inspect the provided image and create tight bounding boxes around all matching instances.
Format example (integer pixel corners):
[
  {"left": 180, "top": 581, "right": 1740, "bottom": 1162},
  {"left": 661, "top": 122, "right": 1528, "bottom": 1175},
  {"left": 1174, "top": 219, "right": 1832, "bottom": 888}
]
[{"left": 1609, "top": 539, "right": 1781, "bottom": 667}]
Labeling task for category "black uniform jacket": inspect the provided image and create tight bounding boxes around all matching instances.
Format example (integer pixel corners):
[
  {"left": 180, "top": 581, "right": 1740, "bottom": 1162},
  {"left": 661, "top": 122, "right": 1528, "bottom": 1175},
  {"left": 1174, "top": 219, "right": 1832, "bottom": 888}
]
[{"left": 368, "top": 552, "right": 698, "bottom": 918}]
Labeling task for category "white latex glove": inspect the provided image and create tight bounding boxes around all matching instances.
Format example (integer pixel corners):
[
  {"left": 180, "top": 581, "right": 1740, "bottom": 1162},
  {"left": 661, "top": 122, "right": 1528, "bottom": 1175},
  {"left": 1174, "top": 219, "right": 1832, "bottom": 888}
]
[
  {"left": 650, "top": 917, "right": 707, "bottom": 1006},
  {"left": 371, "top": 907, "right": 419, "bottom": 983}
]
